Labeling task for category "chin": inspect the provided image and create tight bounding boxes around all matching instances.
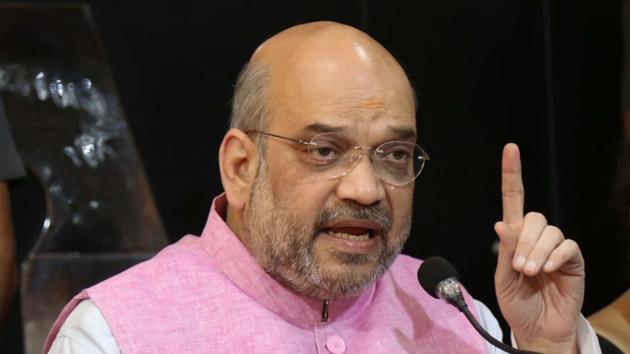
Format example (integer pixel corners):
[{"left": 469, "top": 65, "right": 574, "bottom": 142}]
[
  {"left": 312, "top": 260, "right": 382, "bottom": 299},
  {"left": 325, "top": 259, "right": 378, "bottom": 278}
]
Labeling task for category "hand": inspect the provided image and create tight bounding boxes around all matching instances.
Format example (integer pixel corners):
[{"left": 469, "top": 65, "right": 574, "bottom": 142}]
[{"left": 494, "top": 144, "right": 585, "bottom": 354}]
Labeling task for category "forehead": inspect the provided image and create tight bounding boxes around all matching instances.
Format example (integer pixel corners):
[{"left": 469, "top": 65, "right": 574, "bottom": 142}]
[{"left": 266, "top": 56, "right": 417, "bottom": 139}]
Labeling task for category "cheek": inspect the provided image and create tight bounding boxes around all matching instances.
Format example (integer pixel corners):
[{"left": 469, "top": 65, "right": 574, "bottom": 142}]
[
  {"left": 267, "top": 145, "right": 311, "bottom": 188},
  {"left": 267, "top": 168, "right": 333, "bottom": 222},
  {"left": 388, "top": 187, "right": 414, "bottom": 227},
  {"left": 266, "top": 151, "right": 334, "bottom": 211}
]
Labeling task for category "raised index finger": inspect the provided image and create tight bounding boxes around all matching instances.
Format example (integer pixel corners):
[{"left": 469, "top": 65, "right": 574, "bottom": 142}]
[{"left": 501, "top": 143, "right": 524, "bottom": 226}]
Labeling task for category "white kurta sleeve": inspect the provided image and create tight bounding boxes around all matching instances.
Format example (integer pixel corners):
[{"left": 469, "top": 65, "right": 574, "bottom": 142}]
[
  {"left": 47, "top": 299, "right": 121, "bottom": 354},
  {"left": 474, "top": 299, "right": 602, "bottom": 353},
  {"left": 474, "top": 300, "right": 506, "bottom": 353}
]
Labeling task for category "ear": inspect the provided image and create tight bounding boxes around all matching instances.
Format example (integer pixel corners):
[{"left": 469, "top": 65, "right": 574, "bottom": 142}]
[{"left": 219, "top": 129, "right": 259, "bottom": 211}]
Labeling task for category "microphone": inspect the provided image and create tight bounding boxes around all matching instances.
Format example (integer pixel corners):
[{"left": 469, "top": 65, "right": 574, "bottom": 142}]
[{"left": 417, "top": 257, "right": 542, "bottom": 354}]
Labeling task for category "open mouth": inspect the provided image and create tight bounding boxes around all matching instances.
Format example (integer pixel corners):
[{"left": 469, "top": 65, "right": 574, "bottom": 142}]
[
  {"left": 325, "top": 227, "right": 373, "bottom": 241},
  {"left": 319, "top": 221, "right": 382, "bottom": 254}
]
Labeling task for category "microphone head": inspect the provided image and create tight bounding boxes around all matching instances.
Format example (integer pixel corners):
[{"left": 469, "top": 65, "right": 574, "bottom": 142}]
[{"left": 417, "top": 256, "right": 460, "bottom": 299}]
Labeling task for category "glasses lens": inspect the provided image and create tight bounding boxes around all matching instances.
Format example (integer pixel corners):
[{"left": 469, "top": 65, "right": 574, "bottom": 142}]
[
  {"left": 303, "top": 133, "right": 428, "bottom": 185},
  {"left": 374, "top": 141, "right": 426, "bottom": 185},
  {"left": 305, "top": 133, "right": 353, "bottom": 177}
]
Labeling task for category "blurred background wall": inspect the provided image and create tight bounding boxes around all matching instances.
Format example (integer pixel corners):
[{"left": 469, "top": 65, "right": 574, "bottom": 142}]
[{"left": 2, "top": 0, "right": 626, "bottom": 352}]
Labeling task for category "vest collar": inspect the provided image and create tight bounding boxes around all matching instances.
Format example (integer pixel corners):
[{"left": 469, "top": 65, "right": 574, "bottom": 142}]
[{"left": 199, "top": 194, "right": 375, "bottom": 328}]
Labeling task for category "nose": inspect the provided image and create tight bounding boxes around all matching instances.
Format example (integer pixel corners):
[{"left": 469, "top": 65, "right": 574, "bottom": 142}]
[{"left": 334, "top": 154, "right": 386, "bottom": 206}]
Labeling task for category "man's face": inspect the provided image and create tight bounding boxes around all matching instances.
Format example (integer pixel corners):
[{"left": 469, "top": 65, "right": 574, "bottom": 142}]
[{"left": 242, "top": 39, "right": 416, "bottom": 300}]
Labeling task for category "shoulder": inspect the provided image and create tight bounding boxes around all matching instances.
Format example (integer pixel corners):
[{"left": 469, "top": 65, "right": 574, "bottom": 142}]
[
  {"left": 93, "top": 235, "right": 212, "bottom": 285},
  {"left": 48, "top": 300, "right": 120, "bottom": 354},
  {"left": 86, "top": 235, "right": 229, "bottom": 303}
]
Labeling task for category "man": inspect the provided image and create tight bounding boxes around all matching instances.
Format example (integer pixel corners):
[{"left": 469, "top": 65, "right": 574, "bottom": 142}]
[{"left": 46, "top": 22, "right": 600, "bottom": 353}]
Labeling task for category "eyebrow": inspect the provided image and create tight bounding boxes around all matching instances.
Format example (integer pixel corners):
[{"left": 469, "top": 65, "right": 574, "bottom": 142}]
[
  {"left": 387, "top": 126, "right": 417, "bottom": 141},
  {"left": 300, "top": 122, "right": 417, "bottom": 141},
  {"left": 302, "top": 123, "right": 346, "bottom": 134}
]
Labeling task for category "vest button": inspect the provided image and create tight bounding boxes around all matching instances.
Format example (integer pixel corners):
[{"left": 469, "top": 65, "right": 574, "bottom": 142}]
[{"left": 326, "top": 335, "right": 346, "bottom": 354}]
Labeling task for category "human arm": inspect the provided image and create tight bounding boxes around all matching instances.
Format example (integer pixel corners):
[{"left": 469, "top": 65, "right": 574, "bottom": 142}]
[
  {"left": 473, "top": 300, "right": 601, "bottom": 354},
  {"left": 493, "top": 143, "right": 590, "bottom": 354}
]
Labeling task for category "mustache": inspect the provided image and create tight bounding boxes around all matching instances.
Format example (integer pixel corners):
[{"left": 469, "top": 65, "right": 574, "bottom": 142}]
[{"left": 315, "top": 202, "right": 393, "bottom": 233}]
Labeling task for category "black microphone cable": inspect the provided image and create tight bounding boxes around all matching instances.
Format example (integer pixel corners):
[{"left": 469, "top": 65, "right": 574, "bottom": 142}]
[{"left": 417, "top": 257, "right": 543, "bottom": 354}]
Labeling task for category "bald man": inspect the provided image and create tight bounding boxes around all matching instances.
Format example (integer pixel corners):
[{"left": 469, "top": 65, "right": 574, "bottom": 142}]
[{"left": 45, "top": 22, "right": 601, "bottom": 353}]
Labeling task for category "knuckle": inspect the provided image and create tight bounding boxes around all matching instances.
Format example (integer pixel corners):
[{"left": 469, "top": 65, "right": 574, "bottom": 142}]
[
  {"left": 525, "top": 211, "right": 547, "bottom": 225},
  {"left": 545, "top": 225, "right": 564, "bottom": 240},
  {"left": 553, "top": 239, "right": 580, "bottom": 261},
  {"left": 502, "top": 186, "right": 524, "bottom": 196},
  {"left": 563, "top": 238, "right": 579, "bottom": 250}
]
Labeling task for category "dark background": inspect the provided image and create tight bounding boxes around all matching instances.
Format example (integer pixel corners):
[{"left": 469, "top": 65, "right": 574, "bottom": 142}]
[{"left": 3, "top": 0, "right": 628, "bottom": 351}]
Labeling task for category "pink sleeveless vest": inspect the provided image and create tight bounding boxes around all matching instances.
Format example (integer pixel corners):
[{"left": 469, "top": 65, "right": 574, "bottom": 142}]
[{"left": 45, "top": 196, "right": 488, "bottom": 353}]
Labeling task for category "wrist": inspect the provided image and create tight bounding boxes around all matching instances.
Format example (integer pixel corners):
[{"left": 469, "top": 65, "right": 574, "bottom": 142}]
[{"left": 513, "top": 333, "right": 578, "bottom": 354}]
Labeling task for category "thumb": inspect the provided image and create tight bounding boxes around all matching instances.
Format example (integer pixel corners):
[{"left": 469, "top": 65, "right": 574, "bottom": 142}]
[{"left": 494, "top": 221, "right": 518, "bottom": 286}]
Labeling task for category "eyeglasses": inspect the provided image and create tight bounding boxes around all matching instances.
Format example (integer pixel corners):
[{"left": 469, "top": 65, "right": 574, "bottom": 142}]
[{"left": 248, "top": 130, "right": 430, "bottom": 186}]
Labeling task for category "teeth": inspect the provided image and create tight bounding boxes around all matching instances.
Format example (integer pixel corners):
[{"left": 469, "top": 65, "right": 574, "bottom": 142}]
[{"left": 327, "top": 230, "right": 371, "bottom": 241}]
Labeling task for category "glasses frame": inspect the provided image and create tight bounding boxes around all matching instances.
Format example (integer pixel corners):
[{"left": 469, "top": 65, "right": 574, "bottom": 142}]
[{"left": 247, "top": 129, "right": 430, "bottom": 186}]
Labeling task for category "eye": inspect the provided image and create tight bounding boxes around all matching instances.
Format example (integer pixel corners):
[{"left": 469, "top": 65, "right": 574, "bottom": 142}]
[
  {"left": 308, "top": 143, "right": 342, "bottom": 163},
  {"left": 388, "top": 149, "right": 410, "bottom": 161},
  {"left": 380, "top": 145, "right": 412, "bottom": 163},
  {"left": 312, "top": 147, "right": 336, "bottom": 158},
  {"left": 307, "top": 141, "right": 343, "bottom": 164}
]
